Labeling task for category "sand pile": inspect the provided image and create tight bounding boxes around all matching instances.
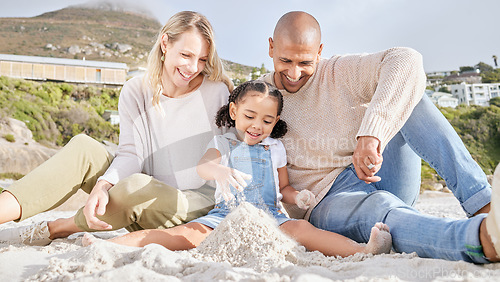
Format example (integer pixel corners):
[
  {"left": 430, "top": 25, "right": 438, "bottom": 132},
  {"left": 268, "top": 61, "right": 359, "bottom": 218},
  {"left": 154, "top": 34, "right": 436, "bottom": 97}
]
[
  {"left": 2, "top": 192, "right": 500, "bottom": 281},
  {"left": 193, "top": 202, "right": 305, "bottom": 271}
]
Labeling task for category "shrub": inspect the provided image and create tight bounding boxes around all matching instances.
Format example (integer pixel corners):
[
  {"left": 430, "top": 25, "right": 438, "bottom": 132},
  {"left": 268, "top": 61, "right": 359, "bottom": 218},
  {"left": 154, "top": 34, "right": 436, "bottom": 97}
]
[
  {"left": 3, "top": 134, "right": 15, "bottom": 142},
  {"left": 0, "top": 172, "right": 24, "bottom": 180}
]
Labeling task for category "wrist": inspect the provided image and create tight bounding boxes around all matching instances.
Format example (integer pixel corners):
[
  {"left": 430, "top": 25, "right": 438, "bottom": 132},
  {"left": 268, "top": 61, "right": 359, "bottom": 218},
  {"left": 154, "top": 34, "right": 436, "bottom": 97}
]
[{"left": 97, "top": 180, "right": 113, "bottom": 191}]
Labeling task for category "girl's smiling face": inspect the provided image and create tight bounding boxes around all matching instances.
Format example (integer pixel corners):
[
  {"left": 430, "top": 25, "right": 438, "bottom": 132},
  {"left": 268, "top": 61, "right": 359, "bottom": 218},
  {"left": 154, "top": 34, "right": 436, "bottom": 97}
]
[
  {"left": 161, "top": 29, "right": 209, "bottom": 92},
  {"left": 229, "top": 91, "right": 280, "bottom": 145}
]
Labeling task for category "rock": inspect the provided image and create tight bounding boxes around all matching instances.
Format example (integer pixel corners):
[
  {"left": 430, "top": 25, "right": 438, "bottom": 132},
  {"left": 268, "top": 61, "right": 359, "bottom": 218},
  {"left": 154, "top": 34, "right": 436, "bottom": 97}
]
[
  {"left": 44, "top": 44, "right": 57, "bottom": 51},
  {"left": 106, "top": 42, "right": 132, "bottom": 53},
  {"left": 116, "top": 43, "right": 132, "bottom": 53},
  {"left": 67, "top": 45, "right": 81, "bottom": 55},
  {"left": 90, "top": 42, "right": 105, "bottom": 49},
  {"left": 441, "top": 186, "right": 452, "bottom": 193},
  {"left": 432, "top": 183, "right": 443, "bottom": 191},
  {"left": 99, "top": 50, "right": 112, "bottom": 58},
  {"left": 487, "top": 175, "right": 493, "bottom": 185},
  {"left": 0, "top": 118, "right": 59, "bottom": 175}
]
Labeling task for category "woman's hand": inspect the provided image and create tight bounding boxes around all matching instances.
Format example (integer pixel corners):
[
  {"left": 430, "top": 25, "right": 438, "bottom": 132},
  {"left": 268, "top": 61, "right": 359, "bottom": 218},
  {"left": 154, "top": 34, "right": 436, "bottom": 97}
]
[
  {"left": 213, "top": 166, "right": 252, "bottom": 202},
  {"left": 296, "top": 190, "right": 316, "bottom": 209},
  {"left": 83, "top": 180, "right": 114, "bottom": 230}
]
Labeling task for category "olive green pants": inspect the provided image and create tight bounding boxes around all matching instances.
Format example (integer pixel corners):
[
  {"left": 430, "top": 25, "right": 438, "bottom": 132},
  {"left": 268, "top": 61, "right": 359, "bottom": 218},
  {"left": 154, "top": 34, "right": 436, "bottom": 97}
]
[{"left": 6, "top": 134, "right": 215, "bottom": 232}]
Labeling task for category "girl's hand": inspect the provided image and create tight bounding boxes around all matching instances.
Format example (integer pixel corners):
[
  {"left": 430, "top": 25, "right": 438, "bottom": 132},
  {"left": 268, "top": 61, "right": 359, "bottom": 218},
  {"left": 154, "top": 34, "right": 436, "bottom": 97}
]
[
  {"left": 213, "top": 166, "right": 252, "bottom": 202},
  {"left": 296, "top": 190, "right": 316, "bottom": 210},
  {"left": 83, "top": 180, "right": 113, "bottom": 230}
]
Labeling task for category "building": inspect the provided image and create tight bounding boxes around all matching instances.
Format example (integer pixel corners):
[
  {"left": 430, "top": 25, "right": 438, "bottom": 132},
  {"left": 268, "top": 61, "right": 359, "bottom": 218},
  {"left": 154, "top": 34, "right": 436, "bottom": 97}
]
[
  {"left": 443, "top": 70, "right": 482, "bottom": 84},
  {"left": 426, "top": 71, "right": 453, "bottom": 86},
  {"left": 0, "top": 54, "right": 128, "bottom": 86},
  {"left": 102, "top": 110, "right": 120, "bottom": 125},
  {"left": 430, "top": 91, "right": 459, "bottom": 108},
  {"left": 451, "top": 82, "right": 500, "bottom": 106}
]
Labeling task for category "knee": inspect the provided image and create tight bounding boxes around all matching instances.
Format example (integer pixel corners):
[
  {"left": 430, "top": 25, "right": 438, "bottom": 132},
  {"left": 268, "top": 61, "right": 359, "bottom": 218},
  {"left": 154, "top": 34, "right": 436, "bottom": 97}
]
[
  {"left": 281, "top": 219, "right": 313, "bottom": 239},
  {"left": 108, "top": 173, "right": 153, "bottom": 208},
  {"left": 67, "top": 134, "right": 104, "bottom": 153},
  {"left": 364, "top": 191, "right": 406, "bottom": 209}
]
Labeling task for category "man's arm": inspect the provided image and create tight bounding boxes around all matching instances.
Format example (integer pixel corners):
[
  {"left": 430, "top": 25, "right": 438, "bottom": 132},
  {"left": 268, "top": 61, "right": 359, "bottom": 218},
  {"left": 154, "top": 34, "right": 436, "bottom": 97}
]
[{"left": 353, "top": 47, "right": 426, "bottom": 182}]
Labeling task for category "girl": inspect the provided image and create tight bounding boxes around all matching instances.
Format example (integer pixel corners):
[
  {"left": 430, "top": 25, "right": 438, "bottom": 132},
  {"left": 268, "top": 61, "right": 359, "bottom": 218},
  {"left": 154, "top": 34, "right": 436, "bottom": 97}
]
[
  {"left": 83, "top": 80, "right": 392, "bottom": 257},
  {"left": 0, "top": 11, "right": 232, "bottom": 246}
]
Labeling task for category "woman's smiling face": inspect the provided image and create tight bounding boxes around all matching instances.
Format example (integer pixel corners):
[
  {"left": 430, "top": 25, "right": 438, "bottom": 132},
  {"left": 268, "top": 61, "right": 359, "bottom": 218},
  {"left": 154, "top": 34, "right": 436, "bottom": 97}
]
[{"left": 161, "top": 29, "right": 209, "bottom": 90}]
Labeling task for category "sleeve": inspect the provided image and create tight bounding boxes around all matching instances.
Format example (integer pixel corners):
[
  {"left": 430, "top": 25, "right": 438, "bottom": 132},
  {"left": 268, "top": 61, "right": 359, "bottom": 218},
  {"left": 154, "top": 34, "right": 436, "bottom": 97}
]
[
  {"left": 274, "top": 140, "right": 288, "bottom": 168},
  {"left": 205, "top": 135, "right": 230, "bottom": 167},
  {"left": 98, "top": 79, "right": 147, "bottom": 184},
  {"left": 353, "top": 47, "right": 426, "bottom": 150}
]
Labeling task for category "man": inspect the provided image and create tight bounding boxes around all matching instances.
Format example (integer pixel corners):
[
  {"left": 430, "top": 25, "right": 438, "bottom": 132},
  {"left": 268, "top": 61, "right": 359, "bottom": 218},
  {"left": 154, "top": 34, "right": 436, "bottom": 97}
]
[{"left": 260, "top": 11, "right": 500, "bottom": 263}]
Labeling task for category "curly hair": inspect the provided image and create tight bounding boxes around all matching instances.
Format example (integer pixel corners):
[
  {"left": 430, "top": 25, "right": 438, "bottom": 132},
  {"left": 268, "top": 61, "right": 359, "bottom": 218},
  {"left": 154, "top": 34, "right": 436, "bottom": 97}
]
[{"left": 216, "top": 80, "right": 288, "bottom": 138}]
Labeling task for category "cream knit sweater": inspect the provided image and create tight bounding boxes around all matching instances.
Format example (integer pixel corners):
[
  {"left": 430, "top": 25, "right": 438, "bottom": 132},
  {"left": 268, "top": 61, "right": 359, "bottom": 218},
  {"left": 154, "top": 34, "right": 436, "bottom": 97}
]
[
  {"left": 99, "top": 76, "right": 230, "bottom": 190},
  {"left": 262, "top": 47, "right": 426, "bottom": 219}
]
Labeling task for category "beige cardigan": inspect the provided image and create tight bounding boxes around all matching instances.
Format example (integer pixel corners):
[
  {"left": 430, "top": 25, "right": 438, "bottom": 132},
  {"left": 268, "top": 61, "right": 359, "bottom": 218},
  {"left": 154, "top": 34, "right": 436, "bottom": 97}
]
[{"left": 262, "top": 47, "right": 426, "bottom": 219}]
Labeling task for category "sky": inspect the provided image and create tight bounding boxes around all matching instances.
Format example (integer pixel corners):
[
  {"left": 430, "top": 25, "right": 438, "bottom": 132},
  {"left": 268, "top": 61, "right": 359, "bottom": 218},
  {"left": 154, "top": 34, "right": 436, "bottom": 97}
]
[{"left": 1, "top": 0, "right": 499, "bottom": 72}]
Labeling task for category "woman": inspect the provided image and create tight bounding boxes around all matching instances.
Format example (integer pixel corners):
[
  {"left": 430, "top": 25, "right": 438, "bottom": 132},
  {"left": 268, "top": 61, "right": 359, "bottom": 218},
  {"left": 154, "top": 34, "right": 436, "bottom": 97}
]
[{"left": 0, "top": 11, "right": 233, "bottom": 245}]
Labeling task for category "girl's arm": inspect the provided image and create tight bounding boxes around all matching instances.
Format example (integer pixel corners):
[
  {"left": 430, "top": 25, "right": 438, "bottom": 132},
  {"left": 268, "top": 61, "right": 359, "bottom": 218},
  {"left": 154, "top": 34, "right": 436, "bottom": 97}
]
[
  {"left": 197, "top": 148, "right": 225, "bottom": 181},
  {"left": 197, "top": 148, "right": 251, "bottom": 202},
  {"left": 278, "top": 166, "right": 315, "bottom": 209},
  {"left": 278, "top": 166, "right": 299, "bottom": 205}
]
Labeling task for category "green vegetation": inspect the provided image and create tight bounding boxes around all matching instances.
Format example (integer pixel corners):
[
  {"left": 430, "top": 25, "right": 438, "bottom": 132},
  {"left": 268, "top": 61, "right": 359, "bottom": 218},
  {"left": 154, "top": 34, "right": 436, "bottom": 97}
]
[
  {"left": 3, "top": 133, "right": 15, "bottom": 142},
  {"left": 1, "top": 75, "right": 498, "bottom": 188},
  {"left": 438, "top": 86, "right": 450, "bottom": 93},
  {"left": 0, "top": 172, "right": 24, "bottom": 180},
  {"left": 0, "top": 76, "right": 119, "bottom": 146},
  {"left": 441, "top": 104, "right": 500, "bottom": 175},
  {"left": 482, "top": 69, "right": 500, "bottom": 83},
  {"left": 421, "top": 103, "right": 500, "bottom": 184}
]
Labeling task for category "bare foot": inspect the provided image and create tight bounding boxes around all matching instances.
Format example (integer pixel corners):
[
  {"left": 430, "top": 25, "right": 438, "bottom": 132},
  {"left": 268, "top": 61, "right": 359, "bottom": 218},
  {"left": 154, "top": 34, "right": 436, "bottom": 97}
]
[
  {"left": 81, "top": 233, "right": 98, "bottom": 247},
  {"left": 364, "top": 222, "right": 392, "bottom": 255},
  {"left": 483, "top": 163, "right": 500, "bottom": 261}
]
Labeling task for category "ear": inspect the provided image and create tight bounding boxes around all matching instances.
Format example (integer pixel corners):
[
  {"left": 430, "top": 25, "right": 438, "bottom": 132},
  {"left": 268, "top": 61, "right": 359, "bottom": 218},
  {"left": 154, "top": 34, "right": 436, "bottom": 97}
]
[
  {"left": 274, "top": 115, "right": 280, "bottom": 126},
  {"left": 229, "top": 102, "right": 237, "bottom": 120},
  {"left": 317, "top": 43, "right": 324, "bottom": 59},
  {"left": 268, "top": 37, "right": 274, "bottom": 58},
  {"left": 160, "top": 34, "right": 169, "bottom": 53}
]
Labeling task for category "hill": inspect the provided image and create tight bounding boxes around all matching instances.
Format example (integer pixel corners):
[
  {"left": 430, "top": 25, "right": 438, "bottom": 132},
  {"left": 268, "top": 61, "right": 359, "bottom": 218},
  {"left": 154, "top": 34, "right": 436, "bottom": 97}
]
[{"left": 0, "top": 2, "right": 257, "bottom": 76}]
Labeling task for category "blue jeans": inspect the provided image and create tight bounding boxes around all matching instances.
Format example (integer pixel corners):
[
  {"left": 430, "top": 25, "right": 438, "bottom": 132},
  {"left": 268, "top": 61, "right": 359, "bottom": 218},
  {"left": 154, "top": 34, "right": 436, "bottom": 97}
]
[
  {"left": 310, "top": 165, "right": 488, "bottom": 263},
  {"left": 310, "top": 95, "right": 492, "bottom": 262},
  {"left": 375, "top": 95, "right": 491, "bottom": 215}
]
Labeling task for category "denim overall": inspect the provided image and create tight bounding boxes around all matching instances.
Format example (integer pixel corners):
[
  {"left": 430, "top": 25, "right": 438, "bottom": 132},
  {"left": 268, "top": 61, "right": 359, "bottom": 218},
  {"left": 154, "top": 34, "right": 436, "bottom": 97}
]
[{"left": 191, "top": 138, "right": 291, "bottom": 229}]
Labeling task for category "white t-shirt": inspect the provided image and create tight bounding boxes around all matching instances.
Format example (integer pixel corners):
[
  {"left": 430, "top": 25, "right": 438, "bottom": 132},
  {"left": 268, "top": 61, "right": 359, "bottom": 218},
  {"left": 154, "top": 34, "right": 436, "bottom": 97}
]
[
  {"left": 99, "top": 75, "right": 230, "bottom": 190},
  {"left": 206, "top": 132, "right": 287, "bottom": 204}
]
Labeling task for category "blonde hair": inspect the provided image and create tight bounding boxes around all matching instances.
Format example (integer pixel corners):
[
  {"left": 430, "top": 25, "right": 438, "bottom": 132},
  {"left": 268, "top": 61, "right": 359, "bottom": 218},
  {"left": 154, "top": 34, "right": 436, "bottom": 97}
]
[{"left": 144, "top": 11, "right": 233, "bottom": 107}]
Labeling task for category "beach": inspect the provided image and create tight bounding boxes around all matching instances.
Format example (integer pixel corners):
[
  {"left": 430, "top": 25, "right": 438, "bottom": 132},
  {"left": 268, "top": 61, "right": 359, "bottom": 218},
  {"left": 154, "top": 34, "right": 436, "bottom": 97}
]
[{"left": 1, "top": 190, "right": 500, "bottom": 281}]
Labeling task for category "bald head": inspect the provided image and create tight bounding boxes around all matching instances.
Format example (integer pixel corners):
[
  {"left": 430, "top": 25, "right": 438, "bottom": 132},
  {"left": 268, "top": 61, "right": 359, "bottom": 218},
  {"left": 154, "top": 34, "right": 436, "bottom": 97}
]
[{"left": 273, "top": 11, "right": 321, "bottom": 46}]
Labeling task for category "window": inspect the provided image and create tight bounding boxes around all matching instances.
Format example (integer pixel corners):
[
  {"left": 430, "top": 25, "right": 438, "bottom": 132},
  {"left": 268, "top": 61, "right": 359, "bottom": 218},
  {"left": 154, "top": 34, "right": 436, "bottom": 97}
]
[{"left": 96, "top": 69, "right": 101, "bottom": 82}]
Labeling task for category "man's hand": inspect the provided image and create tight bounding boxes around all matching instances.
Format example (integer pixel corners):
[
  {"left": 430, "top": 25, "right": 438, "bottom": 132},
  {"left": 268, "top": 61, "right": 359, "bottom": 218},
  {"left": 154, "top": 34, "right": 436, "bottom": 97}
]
[
  {"left": 83, "top": 180, "right": 113, "bottom": 230},
  {"left": 352, "top": 136, "right": 383, "bottom": 184},
  {"left": 213, "top": 166, "right": 252, "bottom": 202}
]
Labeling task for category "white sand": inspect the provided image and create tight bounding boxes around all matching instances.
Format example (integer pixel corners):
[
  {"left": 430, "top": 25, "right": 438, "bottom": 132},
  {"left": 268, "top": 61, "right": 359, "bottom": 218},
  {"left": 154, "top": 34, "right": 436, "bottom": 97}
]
[{"left": 1, "top": 191, "right": 500, "bottom": 281}]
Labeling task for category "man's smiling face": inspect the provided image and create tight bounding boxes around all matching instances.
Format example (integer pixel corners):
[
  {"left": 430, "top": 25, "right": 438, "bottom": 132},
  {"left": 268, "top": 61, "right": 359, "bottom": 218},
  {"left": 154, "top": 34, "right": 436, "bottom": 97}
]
[{"left": 269, "top": 37, "right": 322, "bottom": 93}]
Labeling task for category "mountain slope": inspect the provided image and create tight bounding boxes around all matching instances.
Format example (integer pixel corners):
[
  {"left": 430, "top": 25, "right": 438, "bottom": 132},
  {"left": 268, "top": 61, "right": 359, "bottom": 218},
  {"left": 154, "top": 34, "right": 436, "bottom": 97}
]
[
  {"left": 0, "top": 6, "right": 160, "bottom": 68},
  {"left": 0, "top": 3, "right": 256, "bottom": 76}
]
